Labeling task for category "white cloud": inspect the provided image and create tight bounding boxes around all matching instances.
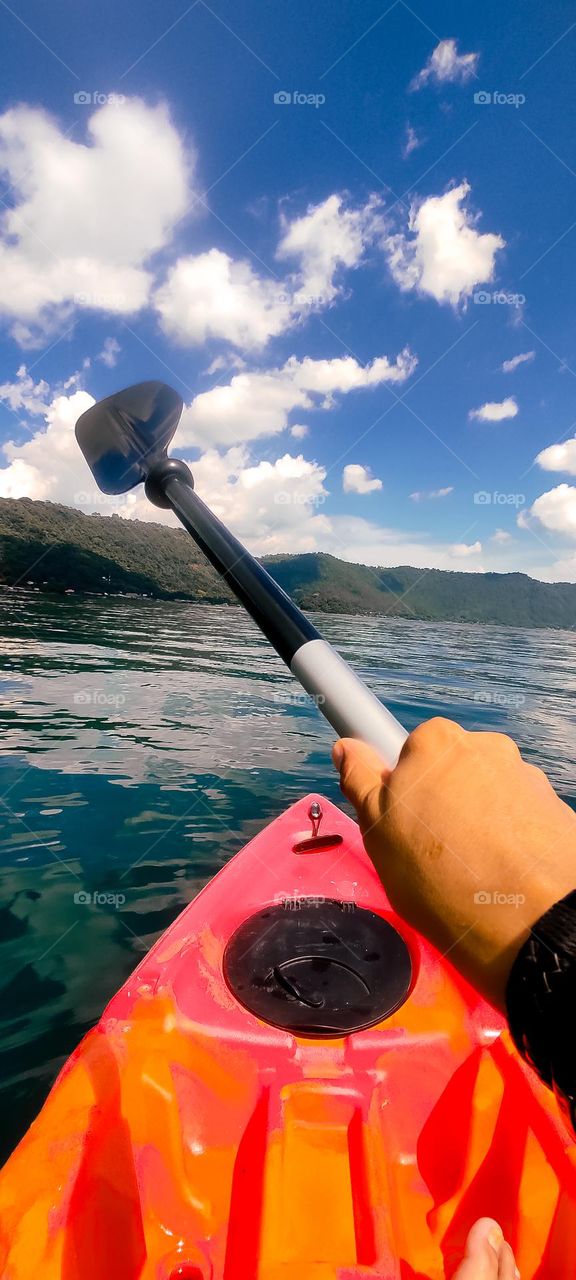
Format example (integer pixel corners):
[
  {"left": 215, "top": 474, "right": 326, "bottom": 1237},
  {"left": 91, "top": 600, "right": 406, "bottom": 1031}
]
[
  {"left": 155, "top": 249, "right": 293, "bottom": 350},
  {"left": 0, "top": 99, "right": 191, "bottom": 341},
  {"left": 191, "top": 446, "right": 329, "bottom": 551},
  {"left": 501, "top": 350, "right": 535, "bottom": 374},
  {"left": 491, "top": 528, "right": 512, "bottom": 543},
  {"left": 411, "top": 38, "right": 479, "bottom": 90},
  {"left": 97, "top": 337, "right": 121, "bottom": 368},
  {"left": 277, "top": 193, "right": 382, "bottom": 303},
  {"left": 0, "top": 387, "right": 96, "bottom": 503},
  {"left": 382, "top": 182, "right": 504, "bottom": 306},
  {"left": 0, "top": 384, "right": 333, "bottom": 545},
  {"left": 342, "top": 464, "right": 382, "bottom": 494},
  {"left": 536, "top": 437, "right": 576, "bottom": 476},
  {"left": 403, "top": 124, "right": 422, "bottom": 158},
  {"left": 524, "top": 484, "right": 576, "bottom": 538},
  {"left": 451, "top": 540, "right": 482, "bottom": 557},
  {"left": 155, "top": 193, "right": 383, "bottom": 350},
  {"left": 410, "top": 485, "right": 453, "bottom": 501},
  {"left": 534, "top": 553, "right": 576, "bottom": 583},
  {"left": 178, "top": 347, "right": 417, "bottom": 448},
  {"left": 307, "top": 517, "right": 488, "bottom": 573},
  {"left": 290, "top": 423, "right": 309, "bottom": 439},
  {"left": 0, "top": 365, "right": 50, "bottom": 417},
  {"left": 469, "top": 396, "right": 518, "bottom": 422},
  {"left": 0, "top": 457, "right": 51, "bottom": 500},
  {"left": 203, "top": 353, "right": 247, "bottom": 377}
]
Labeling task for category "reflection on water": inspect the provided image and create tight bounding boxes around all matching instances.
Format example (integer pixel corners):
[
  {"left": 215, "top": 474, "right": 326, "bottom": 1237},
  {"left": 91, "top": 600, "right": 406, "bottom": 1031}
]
[{"left": 0, "top": 591, "right": 575, "bottom": 1159}]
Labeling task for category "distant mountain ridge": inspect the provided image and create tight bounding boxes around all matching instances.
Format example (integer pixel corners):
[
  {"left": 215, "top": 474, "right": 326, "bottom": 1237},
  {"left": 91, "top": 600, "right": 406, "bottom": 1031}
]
[{"left": 0, "top": 496, "right": 574, "bottom": 630}]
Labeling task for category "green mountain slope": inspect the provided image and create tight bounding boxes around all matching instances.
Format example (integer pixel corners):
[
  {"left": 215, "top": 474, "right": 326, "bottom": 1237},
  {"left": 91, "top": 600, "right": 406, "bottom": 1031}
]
[
  {"left": 0, "top": 497, "right": 574, "bottom": 630},
  {"left": 266, "top": 554, "right": 576, "bottom": 628},
  {"left": 0, "top": 496, "right": 230, "bottom": 601}
]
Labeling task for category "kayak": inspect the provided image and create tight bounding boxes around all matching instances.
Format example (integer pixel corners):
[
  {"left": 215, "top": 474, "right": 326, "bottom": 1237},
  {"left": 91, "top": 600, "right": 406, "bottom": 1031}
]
[
  {"left": 0, "top": 792, "right": 571, "bottom": 1280},
  {"left": 1, "top": 383, "right": 568, "bottom": 1276}
]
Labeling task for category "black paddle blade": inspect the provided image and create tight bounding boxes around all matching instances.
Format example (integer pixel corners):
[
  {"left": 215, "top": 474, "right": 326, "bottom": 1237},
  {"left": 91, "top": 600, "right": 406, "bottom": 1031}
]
[{"left": 75, "top": 381, "right": 184, "bottom": 495}]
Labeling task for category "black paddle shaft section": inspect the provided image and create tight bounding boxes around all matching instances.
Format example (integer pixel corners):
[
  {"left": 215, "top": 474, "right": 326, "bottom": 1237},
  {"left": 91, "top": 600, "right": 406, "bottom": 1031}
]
[
  {"left": 223, "top": 899, "right": 413, "bottom": 1036},
  {"left": 145, "top": 457, "right": 320, "bottom": 666}
]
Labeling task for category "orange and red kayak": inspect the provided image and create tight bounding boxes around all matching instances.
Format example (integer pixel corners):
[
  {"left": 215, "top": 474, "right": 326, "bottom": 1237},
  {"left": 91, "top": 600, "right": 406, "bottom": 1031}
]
[{"left": 0, "top": 794, "right": 574, "bottom": 1279}]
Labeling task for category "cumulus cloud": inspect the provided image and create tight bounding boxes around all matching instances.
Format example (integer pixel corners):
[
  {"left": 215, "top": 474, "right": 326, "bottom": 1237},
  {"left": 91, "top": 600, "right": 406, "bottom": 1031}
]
[
  {"left": 191, "top": 446, "right": 330, "bottom": 551},
  {"left": 382, "top": 182, "right": 504, "bottom": 306},
  {"left": 451, "top": 540, "right": 482, "bottom": 556},
  {"left": 178, "top": 347, "right": 417, "bottom": 448},
  {"left": 155, "top": 193, "right": 383, "bottom": 350},
  {"left": 536, "top": 437, "right": 576, "bottom": 476},
  {"left": 523, "top": 484, "right": 576, "bottom": 538},
  {"left": 0, "top": 371, "right": 330, "bottom": 543},
  {"left": 0, "top": 365, "right": 51, "bottom": 417},
  {"left": 277, "top": 192, "right": 382, "bottom": 303},
  {"left": 410, "top": 485, "right": 453, "bottom": 501},
  {"left": 313, "top": 517, "right": 487, "bottom": 573},
  {"left": 342, "top": 464, "right": 382, "bottom": 494},
  {"left": 501, "top": 351, "right": 535, "bottom": 374},
  {"left": 290, "top": 423, "right": 309, "bottom": 439},
  {"left": 533, "top": 553, "right": 576, "bottom": 583},
  {"left": 203, "top": 353, "right": 247, "bottom": 377},
  {"left": 469, "top": 397, "right": 518, "bottom": 422},
  {"left": 411, "top": 38, "right": 479, "bottom": 90},
  {"left": 0, "top": 387, "right": 96, "bottom": 503},
  {"left": 155, "top": 250, "right": 293, "bottom": 350},
  {"left": 97, "top": 337, "right": 121, "bottom": 368},
  {"left": 0, "top": 338, "right": 416, "bottom": 538},
  {"left": 491, "top": 528, "right": 512, "bottom": 543},
  {"left": 0, "top": 99, "right": 191, "bottom": 340}
]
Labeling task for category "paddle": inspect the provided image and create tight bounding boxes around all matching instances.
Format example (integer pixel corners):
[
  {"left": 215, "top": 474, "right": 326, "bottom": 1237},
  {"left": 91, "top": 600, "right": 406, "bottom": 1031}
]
[{"left": 76, "top": 381, "right": 408, "bottom": 767}]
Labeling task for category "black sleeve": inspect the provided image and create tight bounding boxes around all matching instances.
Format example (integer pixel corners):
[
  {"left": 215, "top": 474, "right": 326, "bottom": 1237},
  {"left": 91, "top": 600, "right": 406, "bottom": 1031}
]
[{"left": 506, "top": 889, "right": 576, "bottom": 1132}]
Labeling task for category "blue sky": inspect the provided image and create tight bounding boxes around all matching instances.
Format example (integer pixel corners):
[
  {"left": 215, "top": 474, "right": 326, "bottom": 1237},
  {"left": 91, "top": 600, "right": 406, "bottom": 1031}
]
[{"left": 0, "top": 0, "right": 575, "bottom": 580}]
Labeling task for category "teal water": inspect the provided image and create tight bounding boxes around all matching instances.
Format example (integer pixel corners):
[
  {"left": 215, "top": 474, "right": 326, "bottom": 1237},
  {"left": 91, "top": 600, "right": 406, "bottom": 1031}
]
[{"left": 1, "top": 591, "right": 575, "bottom": 1160}]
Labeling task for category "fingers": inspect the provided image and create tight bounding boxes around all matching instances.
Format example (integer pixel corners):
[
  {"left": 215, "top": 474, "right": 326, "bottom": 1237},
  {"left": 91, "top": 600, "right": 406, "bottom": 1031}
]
[
  {"left": 452, "top": 1219, "right": 519, "bottom": 1280},
  {"left": 332, "top": 738, "right": 391, "bottom": 816}
]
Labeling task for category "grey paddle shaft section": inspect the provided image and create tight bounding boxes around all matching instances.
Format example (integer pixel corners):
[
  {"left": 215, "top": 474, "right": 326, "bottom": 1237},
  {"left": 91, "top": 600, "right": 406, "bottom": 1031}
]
[
  {"left": 147, "top": 460, "right": 408, "bottom": 769},
  {"left": 292, "top": 638, "right": 408, "bottom": 768}
]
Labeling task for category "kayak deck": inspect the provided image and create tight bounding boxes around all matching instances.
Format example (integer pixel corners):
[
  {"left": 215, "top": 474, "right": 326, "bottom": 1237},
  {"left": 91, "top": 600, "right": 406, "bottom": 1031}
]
[{"left": 0, "top": 794, "right": 573, "bottom": 1279}]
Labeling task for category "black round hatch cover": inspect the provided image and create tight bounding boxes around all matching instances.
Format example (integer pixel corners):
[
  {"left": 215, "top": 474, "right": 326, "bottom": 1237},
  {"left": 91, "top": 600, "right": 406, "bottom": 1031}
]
[{"left": 223, "top": 899, "right": 413, "bottom": 1036}]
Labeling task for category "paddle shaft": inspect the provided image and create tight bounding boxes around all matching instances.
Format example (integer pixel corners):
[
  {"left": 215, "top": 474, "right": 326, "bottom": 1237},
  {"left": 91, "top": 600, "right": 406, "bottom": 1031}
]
[{"left": 146, "top": 458, "right": 408, "bottom": 769}]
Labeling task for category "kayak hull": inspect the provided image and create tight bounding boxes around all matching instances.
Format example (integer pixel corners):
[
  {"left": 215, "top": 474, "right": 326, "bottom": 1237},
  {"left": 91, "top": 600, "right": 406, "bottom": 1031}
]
[{"left": 0, "top": 794, "right": 573, "bottom": 1279}]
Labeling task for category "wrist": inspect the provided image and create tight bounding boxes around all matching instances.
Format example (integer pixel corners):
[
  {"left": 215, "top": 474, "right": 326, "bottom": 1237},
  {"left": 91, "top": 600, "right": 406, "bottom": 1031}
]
[
  {"left": 487, "top": 870, "right": 576, "bottom": 1010},
  {"left": 505, "top": 889, "right": 576, "bottom": 1129}
]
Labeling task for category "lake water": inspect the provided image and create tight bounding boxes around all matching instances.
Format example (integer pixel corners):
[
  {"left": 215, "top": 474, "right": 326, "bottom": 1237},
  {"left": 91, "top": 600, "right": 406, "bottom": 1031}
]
[{"left": 1, "top": 591, "right": 575, "bottom": 1161}]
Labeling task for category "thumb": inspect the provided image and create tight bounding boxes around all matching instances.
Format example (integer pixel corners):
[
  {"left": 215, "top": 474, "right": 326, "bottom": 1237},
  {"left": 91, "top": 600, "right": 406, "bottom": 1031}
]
[{"left": 332, "top": 737, "right": 391, "bottom": 818}]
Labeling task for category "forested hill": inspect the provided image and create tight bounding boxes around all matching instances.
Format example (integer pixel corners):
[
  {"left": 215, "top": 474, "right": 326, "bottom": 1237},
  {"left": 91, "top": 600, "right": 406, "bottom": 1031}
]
[{"left": 0, "top": 496, "right": 574, "bottom": 630}]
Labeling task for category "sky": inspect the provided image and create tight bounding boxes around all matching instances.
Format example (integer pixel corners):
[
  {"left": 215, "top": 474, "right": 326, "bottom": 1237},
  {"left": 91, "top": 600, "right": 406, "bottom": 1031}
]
[{"left": 0, "top": 0, "right": 575, "bottom": 581}]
